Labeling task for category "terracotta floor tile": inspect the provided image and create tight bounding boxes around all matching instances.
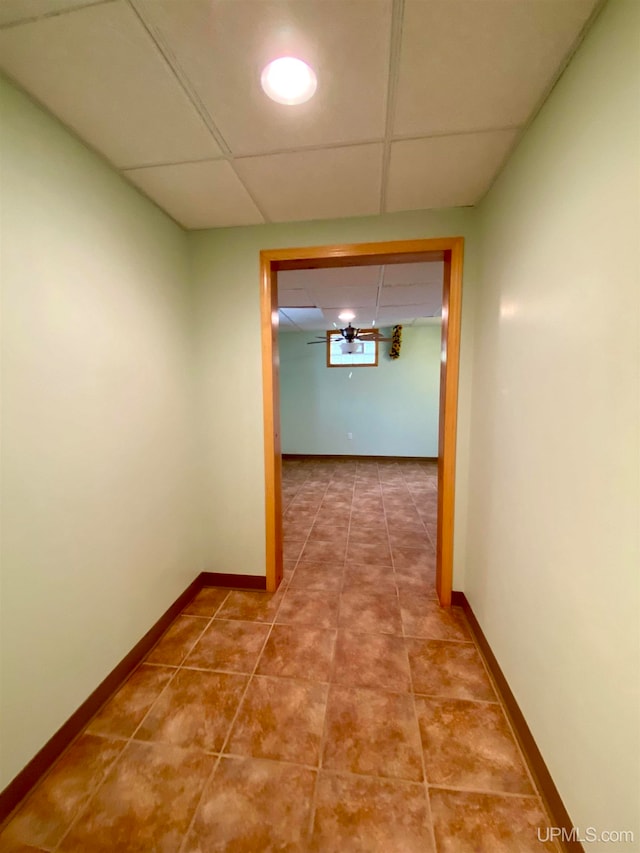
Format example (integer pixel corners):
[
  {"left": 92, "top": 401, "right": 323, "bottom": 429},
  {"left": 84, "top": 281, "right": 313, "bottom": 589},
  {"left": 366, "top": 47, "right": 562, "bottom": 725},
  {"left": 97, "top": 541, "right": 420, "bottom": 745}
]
[
  {"left": 283, "top": 539, "right": 306, "bottom": 561},
  {"left": 400, "top": 597, "right": 471, "bottom": 641},
  {"left": 429, "top": 789, "right": 558, "bottom": 853},
  {"left": 184, "top": 756, "right": 316, "bottom": 852},
  {"left": 322, "top": 685, "right": 423, "bottom": 782},
  {"left": 277, "top": 589, "right": 339, "bottom": 629},
  {"left": 353, "top": 498, "right": 384, "bottom": 513},
  {"left": 350, "top": 510, "right": 386, "bottom": 527},
  {"left": 346, "top": 540, "right": 392, "bottom": 566},
  {"left": 183, "top": 619, "right": 270, "bottom": 673},
  {"left": 59, "top": 742, "right": 214, "bottom": 853},
  {"left": 284, "top": 507, "right": 317, "bottom": 523},
  {"left": 308, "top": 522, "right": 348, "bottom": 543},
  {"left": 87, "top": 664, "right": 174, "bottom": 739},
  {"left": 0, "top": 735, "right": 125, "bottom": 850},
  {"left": 288, "top": 562, "right": 344, "bottom": 592},
  {"left": 333, "top": 629, "right": 412, "bottom": 692},
  {"left": 283, "top": 521, "right": 312, "bottom": 541},
  {"left": 311, "top": 771, "right": 434, "bottom": 853},
  {"left": 415, "top": 696, "right": 534, "bottom": 794},
  {"left": 300, "top": 538, "right": 345, "bottom": 563},
  {"left": 339, "top": 590, "right": 402, "bottom": 635},
  {"left": 384, "top": 510, "right": 423, "bottom": 528},
  {"left": 136, "top": 668, "right": 247, "bottom": 752},
  {"left": 314, "top": 510, "right": 351, "bottom": 527},
  {"left": 227, "top": 675, "right": 328, "bottom": 765},
  {"left": 396, "top": 576, "right": 437, "bottom": 597},
  {"left": 407, "top": 639, "right": 497, "bottom": 701},
  {"left": 342, "top": 563, "right": 397, "bottom": 592},
  {"left": 145, "top": 615, "right": 208, "bottom": 666},
  {"left": 182, "top": 587, "right": 229, "bottom": 618},
  {"left": 347, "top": 525, "right": 390, "bottom": 546},
  {"left": 388, "top": 529, "right": 432, "bottom": 549},
  {"left": 257, "top": 624, "right": 336, "bottom": 682},
  {"left": 392, "top": 545, "right": 436, "bottom": 571},
  {"left": 216, "top": 589, "right": 284, "bottom": 623}
]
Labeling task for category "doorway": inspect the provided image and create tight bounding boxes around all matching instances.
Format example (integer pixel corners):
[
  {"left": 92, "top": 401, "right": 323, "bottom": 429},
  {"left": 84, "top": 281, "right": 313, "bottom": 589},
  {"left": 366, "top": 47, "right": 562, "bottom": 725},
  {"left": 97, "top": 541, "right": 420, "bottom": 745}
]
[{"left": 260, "top": 237, "right": 464, "bottom": 605}]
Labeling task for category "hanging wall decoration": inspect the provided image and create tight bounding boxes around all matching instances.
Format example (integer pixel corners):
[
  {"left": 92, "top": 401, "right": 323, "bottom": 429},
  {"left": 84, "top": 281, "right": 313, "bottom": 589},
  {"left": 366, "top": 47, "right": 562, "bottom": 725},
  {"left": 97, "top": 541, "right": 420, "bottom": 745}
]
[{"left": 389, "top": 325, "right": 402, "bottom": 359}]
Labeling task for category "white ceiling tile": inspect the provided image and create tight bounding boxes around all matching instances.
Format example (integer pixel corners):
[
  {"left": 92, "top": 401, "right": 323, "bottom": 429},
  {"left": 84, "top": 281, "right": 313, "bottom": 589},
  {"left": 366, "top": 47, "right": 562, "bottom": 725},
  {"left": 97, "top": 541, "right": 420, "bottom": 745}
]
[
  {"left": 414, "top": 317, "right": 442, "bottom": 326},
  {"left": 386, "top": 130, "right": 518, "bottom": 212},
  {"left": 377, "top": 304, "right": 440, "bottom": 323},
  {"left": 135, "top": 0, "right": 391, "bottom": 155},
  {"left": 0, "top": 0, "right": 100, "bottom": 26},
  {"left": 312, "top": 286, "right": 379, "bottom": 310},
  {"left": 278, "top": 289, "right": 314, "bottom": 308},
  {"left": 279, "top": 307, "right": 326, "bottom": 329},
  {"left": 279, "top": 266, "right": 381, "bottom": 289},
  {"left": 124, "top": 160, "right": 264, "bottom": 229},
  {"left": 0, "top": 1, "right": 221, "bottom": 167},
  {"left": 381, "top": 283, "right": 439, "bottom": 307},
  {"left": 235, "top": 144, "right": 383, "bottom": 222},
  {"left": 382, "top": 261, "right": 443, "bottom": 286},
  {"left": 394, "top": 0, "right": 598, "bottom": 136}
]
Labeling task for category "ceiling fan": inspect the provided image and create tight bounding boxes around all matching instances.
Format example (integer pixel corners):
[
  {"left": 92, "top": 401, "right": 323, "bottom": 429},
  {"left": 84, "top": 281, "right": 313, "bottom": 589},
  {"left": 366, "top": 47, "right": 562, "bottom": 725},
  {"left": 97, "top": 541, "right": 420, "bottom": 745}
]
[{"left": 307, "top": 323, "right": 393, "bottom": 348}]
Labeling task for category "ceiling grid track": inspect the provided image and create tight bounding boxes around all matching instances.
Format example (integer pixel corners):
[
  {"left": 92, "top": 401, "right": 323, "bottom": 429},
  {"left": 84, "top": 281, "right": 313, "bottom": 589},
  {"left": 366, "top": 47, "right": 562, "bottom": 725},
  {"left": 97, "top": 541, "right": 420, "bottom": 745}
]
[
  {"left": 372, "top": 266, "right": 385, "bottom": 328},
  {"left": 126, "top": 0, "right": 272, "bottom": 223},
  {"left": 379, "top": 0, "right": 405, "bottom": 215},
  {"left": 0, "top": 0, "right": 115, "bottom": 30}
]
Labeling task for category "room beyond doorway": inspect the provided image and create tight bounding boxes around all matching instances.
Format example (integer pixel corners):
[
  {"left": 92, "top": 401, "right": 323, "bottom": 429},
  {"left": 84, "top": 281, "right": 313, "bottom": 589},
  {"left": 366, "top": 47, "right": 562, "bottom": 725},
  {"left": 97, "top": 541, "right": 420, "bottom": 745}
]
[{"left": 260, "top": 237, "right": 464, "bottom": 605}]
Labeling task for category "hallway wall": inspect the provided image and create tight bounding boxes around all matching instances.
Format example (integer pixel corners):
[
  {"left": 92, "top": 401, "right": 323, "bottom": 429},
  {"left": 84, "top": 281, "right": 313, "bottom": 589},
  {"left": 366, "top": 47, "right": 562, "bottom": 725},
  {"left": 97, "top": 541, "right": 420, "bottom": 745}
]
[
  {"left": 467, "top": 0, "right": 640, "bottom": 844},
  {"left": 189, "top": 208, "right": 477, "bottom": 586},
  {"left": 279, "top": 325, "right": 441, "bottom": 457},
  {"left": 0, "top": 78, "right": 201, "bottom": 786}
]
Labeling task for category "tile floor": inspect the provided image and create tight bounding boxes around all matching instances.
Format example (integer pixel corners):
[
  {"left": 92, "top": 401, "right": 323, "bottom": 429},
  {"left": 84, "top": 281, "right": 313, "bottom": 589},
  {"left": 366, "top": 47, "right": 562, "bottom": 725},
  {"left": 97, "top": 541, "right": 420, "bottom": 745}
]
[{"left": 0, "top": 458, "right": 560, "bottom": 852}]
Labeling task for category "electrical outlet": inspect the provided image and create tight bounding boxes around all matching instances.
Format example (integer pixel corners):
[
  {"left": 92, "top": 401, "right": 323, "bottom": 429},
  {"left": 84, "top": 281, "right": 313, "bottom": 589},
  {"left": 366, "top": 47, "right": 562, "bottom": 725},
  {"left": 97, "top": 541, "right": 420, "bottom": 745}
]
[{"left": 347, "top": 432, "right": 353, "bottom": 440}]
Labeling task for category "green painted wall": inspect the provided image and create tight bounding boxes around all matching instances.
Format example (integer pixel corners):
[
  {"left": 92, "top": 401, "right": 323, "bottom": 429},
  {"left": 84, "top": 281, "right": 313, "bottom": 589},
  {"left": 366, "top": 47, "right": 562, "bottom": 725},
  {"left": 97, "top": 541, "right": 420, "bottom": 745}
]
[
  {"left": 279, "top": 326, "right": 441, "bottom": 456},
  {"left": 467, "top": 0, "right": 640, "bottom": 844},
  {"left": 0, "top": 78, "right": 201, "bottom": 786},
  {"left": 190, "top": 208, "right": 478, "bottom": 585}
]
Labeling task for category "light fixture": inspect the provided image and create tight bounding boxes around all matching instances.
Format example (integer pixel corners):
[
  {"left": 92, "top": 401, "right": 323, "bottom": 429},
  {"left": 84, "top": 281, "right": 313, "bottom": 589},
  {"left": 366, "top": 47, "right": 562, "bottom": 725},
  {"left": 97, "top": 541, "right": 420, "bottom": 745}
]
[
  {"left": 341, "top": 341, "right": 363, "bottom": 355},
  {"left": 260, "top": 57, "right": 317, "bottom": 105},
  {"left": 338, "top": 310, "right": 355, "bottom": 322}
]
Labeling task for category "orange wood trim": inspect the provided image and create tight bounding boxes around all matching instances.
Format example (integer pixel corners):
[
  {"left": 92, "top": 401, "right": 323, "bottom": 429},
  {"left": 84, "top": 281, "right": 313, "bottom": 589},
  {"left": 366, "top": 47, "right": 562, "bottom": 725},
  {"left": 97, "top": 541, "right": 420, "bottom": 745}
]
[
  {"left": 436, "top": 238, "right": 464, "bottom": 606},
  {"left": 260, "top": 253, "right": 283, "bottom": 593},
  {"left": 261, "top": 237, "right": 464, "bottom": 605}
]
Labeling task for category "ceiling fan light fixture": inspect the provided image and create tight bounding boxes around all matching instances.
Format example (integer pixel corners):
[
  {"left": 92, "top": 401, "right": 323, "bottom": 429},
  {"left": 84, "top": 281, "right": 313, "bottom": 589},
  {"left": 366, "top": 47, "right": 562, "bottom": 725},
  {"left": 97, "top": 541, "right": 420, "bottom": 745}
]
[
  {"left": 341, "top": 341, "right": 363, "bottom": 355},
  {"left": 260, "top": 57, "right": 317, "bottom": 105}
]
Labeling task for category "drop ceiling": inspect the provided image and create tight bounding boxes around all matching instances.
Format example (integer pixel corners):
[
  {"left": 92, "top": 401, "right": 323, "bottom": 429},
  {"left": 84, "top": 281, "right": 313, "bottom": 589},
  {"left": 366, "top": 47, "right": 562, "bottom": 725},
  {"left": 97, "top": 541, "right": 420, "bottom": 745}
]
[
  {"left": 278, "top": 260, "right": 443, "bottom": 331},
  {"left": 0, "top": 0, "right": 600, "bottom": 229}
]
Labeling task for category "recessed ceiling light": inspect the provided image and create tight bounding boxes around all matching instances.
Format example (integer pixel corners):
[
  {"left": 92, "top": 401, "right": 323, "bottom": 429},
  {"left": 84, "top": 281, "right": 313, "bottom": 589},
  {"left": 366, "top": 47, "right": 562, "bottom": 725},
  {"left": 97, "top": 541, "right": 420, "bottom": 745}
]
[
  {"left": 338, "top": 310, "right": 355, "bottom": 322},
  {"left": 261, "top": 57, "right": 317, "bottom": 105}
]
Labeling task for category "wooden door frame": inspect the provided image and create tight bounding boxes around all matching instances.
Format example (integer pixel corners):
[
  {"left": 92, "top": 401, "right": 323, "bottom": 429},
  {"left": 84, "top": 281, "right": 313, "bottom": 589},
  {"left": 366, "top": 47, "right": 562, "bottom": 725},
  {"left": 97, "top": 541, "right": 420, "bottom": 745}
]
[{"left": 260, "top": 237, "right": 464, "bottom": 605}]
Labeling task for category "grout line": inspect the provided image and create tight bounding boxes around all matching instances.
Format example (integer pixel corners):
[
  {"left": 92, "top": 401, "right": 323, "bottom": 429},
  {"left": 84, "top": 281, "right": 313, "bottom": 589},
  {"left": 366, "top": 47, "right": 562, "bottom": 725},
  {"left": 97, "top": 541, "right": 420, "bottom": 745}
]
[
  {"left": 456, "top": 607, "right": 546, "bottom": 804},
  {"left": 178, "top": 597, "right": 283, "bottom": 850},
  {"left": 53, "top": 592, "right": 229, "bottom": 850},
  {"left": 403, "top": 569, "right": 439, "bottom": 853}
]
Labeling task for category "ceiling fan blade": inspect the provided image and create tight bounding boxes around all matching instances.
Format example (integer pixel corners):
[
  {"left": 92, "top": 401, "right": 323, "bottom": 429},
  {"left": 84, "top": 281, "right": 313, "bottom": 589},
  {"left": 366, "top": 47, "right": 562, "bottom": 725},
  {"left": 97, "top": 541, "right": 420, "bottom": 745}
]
[{"left": 307, "top": 340, "right": 327, "bottom": 344}]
